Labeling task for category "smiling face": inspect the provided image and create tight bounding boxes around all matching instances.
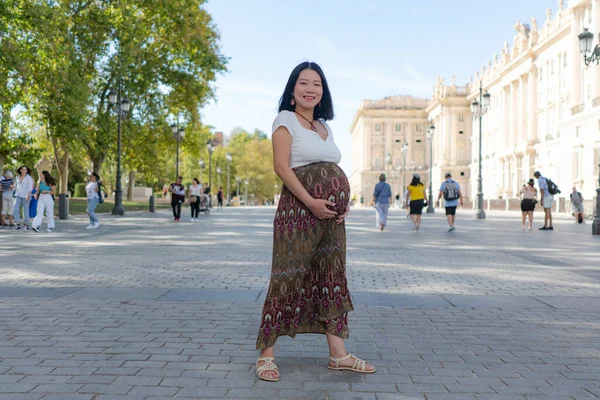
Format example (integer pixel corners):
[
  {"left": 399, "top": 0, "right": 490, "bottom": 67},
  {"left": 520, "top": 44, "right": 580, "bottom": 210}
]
[{"left": 293, "top": 69, "right": 323, "bottom": 112}]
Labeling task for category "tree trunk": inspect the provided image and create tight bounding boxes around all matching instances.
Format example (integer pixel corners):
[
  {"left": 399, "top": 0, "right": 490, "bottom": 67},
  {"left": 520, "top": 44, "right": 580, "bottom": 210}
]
[
  {"left": 49, "top": 135, "right": 70, "bottom": 194},
  {"left": 127, "top": 170, "right": 136, "bottom": 201},
  {"left": 0, "top": 106, "right": 10, "bottom": 173},
  {"left": 91, "top": 153, "right": 104, "bottom": 175}
]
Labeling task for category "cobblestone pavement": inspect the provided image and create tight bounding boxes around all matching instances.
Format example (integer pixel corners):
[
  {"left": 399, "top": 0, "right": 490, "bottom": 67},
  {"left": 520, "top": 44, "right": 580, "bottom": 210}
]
[{"left": 0, "top": 207, "right": 599, "bottom": 399}]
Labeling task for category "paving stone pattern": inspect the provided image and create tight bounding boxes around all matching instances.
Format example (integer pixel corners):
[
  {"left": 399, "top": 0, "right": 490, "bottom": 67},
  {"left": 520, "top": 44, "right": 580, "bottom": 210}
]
[{"left": 0, "top": 207, "right": 599, "bottom": 399}]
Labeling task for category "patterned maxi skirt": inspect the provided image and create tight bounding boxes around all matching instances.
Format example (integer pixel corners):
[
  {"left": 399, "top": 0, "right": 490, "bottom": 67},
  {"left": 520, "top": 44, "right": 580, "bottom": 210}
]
[{"left": 256, "top": 162, "right": 354, "bottom": 349}]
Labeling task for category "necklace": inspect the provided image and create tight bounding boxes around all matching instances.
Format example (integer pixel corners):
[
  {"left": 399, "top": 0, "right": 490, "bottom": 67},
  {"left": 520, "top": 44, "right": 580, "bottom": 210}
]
[{"left": 295, "top": 111, "right": 318, "bottom": 132}]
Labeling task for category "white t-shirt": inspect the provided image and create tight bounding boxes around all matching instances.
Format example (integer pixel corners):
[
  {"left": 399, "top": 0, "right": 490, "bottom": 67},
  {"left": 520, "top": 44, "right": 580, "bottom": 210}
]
[
  {"left": 86, "top": 182, "right": 98, "bottom": 199},
  {"left": 272, "top": 110, "right": 342, "bottom": 169},
  {"left": 189, "top": 184, "right": 202, "bottom": 196}
]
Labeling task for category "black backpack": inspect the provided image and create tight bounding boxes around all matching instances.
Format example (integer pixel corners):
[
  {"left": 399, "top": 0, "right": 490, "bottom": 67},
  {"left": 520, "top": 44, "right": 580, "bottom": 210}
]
[{"left": 547, "top": 179, "right": 560, "bottom": 195}]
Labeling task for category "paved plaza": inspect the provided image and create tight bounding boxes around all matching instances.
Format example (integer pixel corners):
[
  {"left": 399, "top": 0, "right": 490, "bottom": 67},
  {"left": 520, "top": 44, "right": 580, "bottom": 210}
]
[{"left": 0, "top": 206, "right": 599, "bottom": 400}]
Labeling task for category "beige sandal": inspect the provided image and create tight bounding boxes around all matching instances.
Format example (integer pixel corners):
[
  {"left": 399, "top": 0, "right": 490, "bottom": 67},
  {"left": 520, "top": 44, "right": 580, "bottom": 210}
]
[
  {"left": 256, "top": 357, "right": 280, "bottom": 382},
  {"left": 327, "top": 353, "right": 376, "bottom": 373}
]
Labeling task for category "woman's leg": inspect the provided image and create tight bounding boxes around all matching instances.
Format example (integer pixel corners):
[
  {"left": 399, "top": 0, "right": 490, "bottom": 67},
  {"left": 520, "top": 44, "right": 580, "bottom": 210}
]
[
  {"left": 46, "top": 196, "right": 55, "bottom": 229},
  {"left": 33, "top": 198, "right": 44, "bottom": 228},
  {"left": 23, "top": 198, "right": 30, "bottom": 227},
  {"left": 521, "top": 212, "right": 526, "bottom": 227},
  {"left": 326, "top": 333, "right": 375, "bottom": 371},
  {"left": 528, "top": 211, "right": 534, "bottom": 228},
  {"left": 87, "top": 198, "right": 99, "bottom": 224},
  {"left": 171, "top": 202, "right": 177, "bottom": 219},
  {"left": 13, "top": 197, "right": 22, "bottom": 225}
]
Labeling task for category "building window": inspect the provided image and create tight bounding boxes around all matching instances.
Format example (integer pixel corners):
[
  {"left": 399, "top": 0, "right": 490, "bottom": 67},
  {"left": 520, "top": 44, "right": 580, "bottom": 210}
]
[
  {"left": 459, "top": 131, "right": 464, "bottom": 135},
  {"left": 458, "top": 149, "right": 465, "bottom": 162},
  {"left": 416, "top": 124, "right": 422, "bottom": 132},
  {"left": 395, "top": 124, "right": 401, "bottom": 132},
  {"left": 460, "top": 172, "right": 465, "bottom": 176},
  {"left": 416, "top": 139, "right": 422, "bottom": 143},
  {"left": 375, "top": 124, "right": 381, "bottom": 132},
  {"left": 459, "top": 114, "right": 464, "bottom": 122},
  {"left": 573, "top": 152, "right": 580, "bottom": 179},
  {"left": 576, "top": 126, "right": 580, "bottom": 137},
  {"left": 375, "top": 157, "right": 381, "bottom": 168}
]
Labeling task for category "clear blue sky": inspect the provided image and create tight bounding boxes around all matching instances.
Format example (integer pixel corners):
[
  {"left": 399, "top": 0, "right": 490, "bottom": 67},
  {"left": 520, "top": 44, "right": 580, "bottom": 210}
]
[{"left": 202, "top": 0, "right": 557, "bottom": 174}]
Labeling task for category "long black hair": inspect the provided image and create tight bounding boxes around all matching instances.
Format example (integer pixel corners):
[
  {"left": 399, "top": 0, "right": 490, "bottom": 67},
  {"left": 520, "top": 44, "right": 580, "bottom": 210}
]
[
  {"left": 410, "top": 176, "right": 423, "bottom": 187},
  {"left": 278, "top": 62, "right": 334, "bottom": 121},
  {"left": 17, "top": 165, "right": 31, "bottom": 176},
  {"left": 42, "top": 171, "right": 56, "bottom": 186}
]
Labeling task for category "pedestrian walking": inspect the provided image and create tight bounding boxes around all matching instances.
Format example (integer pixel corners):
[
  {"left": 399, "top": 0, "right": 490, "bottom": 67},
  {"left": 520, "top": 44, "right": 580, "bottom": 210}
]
[
  {"left": 0, "top": 170, "right": 15, "bottom": 226},
  {"left": 520, "top": 179, "right": 537, "bottom": 230},
  {"left": 86, "top": 173, "right": 101, "bottom": 229},
  {"left": 189, "top": 178, "right": 202, "bottom": 222},
  {"left": 12, "top": 165, "right": 35, "bottom": 231},
  {"left": 406, "top": 174, "right": 426, "bottom": 231},
  {"left": 370, "top": 174, "right": 392, "bottom": 231},
  {"left": 255, "top": 61, "right": 374, "bottom": 383},
  {"left": 534, "top": 171, "right": 555, "bottom": 230},
  {"left": 438, "top": 172, "right": 462, "bottom": 233},
  {"left": 217, "top": 187, "right": 224, "bottom": 210},
  {"left": 570, "top": 186, "right": 585, "bottom": 224},
  {"left": 32, "top": 171, "right": 57, "bottom": 233},
  {"left": 170, "top": 176, "right": 185, "bottom": 222}
]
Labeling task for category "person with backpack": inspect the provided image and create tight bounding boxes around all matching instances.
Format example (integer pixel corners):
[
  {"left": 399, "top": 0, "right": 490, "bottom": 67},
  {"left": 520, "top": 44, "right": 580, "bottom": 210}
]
[
  {"left": 32, "top": 171, "right": 57, "bottom": 233},
  {"left": 406, "top": 174, "right": 426, "bottom": 231},
  {"left": 437, "top": 172, "right": 463, "bottom": 233},
  {"left": 86, "top": 172, "right": 101, "bottom": 229},
  {"left": 534, "top": 171, "right": 557, "bottom": 231},
  {"left": 370, "top": 173, "right": 393, "bottom": 231},
  {"left": 570, "top": 186, "right": 585, "bottom": 224},
  {"left": 217, "top": 187, "right": 224, "bottom": 210}
]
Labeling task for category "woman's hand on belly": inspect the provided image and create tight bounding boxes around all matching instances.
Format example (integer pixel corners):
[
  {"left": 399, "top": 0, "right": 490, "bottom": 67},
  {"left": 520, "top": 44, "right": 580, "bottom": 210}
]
[
  {"left": 336, "top": 204, "right": 350, "bottom": 224},
  {"left": 308, "top": 198, "right": 337, "bottom": 219}
]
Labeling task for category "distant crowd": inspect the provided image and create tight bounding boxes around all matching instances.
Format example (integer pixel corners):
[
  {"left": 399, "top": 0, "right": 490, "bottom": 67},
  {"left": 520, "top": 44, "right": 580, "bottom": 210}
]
[{"left": 370, "top": 170, "right": 586, "bottom": 233}]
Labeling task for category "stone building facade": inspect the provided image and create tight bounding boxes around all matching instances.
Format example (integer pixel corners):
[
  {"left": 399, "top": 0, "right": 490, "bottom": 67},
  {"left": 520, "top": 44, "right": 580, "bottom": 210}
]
[
  {"left": 351, "top": 0, "right": 600, "bottom": 208},
  {"left": 349, "top": 96, "right": 430, "bottom": 205}
]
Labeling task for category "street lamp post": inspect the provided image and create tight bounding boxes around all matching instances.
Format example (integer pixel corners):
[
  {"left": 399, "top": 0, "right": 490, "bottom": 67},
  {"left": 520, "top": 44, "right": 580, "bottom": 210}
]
[
  {"left": 206, "top": 141, "right": 215, "bottom": 189},
  {"left": 471, "top": 81, "right": 491, "bottom": 220},
  {"left": 170, "top": 124, "right": 185, "bottom": 178},
  {"left": 578, "top": 28, "right": 600, "bottom": 234},
  {"left": 400, "top": 141, "right": 409, "bottom": 207},
  {"left": 594, "top": 158, "right": 600, "bottom": 235},
  {"left": 217, "top": 167, "right": 222, "bottom": 190},
  {"left": 244, "top": 179, "right": 249, "bottom": 206},
  {"left": 426, "top": 124, "right": 436, "bottom": 213},
  {"left": 226, "top": 153, "right": 232, "bottom": 205},
  {"left": 385, "top": 153, "right": 392, "bottom": 180},
  {"left": 198, "top": 160, "right": 205, "bottom": 184},
  {"left": 107, "top": 84, "right": 131, "bottom": 216}
]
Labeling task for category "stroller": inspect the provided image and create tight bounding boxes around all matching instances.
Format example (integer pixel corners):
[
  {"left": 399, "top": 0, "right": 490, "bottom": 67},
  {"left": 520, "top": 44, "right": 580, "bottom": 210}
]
[{"left": 199, "top": 186, "right": 211, "bottom": 214}]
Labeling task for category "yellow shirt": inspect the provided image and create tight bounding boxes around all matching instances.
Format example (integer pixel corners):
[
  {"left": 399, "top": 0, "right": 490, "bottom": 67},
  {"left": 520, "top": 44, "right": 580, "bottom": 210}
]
[{"left": 408, "top": 184, "right": 426, "bottom": 201}]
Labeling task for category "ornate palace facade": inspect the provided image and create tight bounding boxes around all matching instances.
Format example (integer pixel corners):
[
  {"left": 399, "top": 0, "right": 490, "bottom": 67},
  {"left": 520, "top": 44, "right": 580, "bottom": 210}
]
[{"left": 351, "top": 0, "right": 600, "bottom": 206}]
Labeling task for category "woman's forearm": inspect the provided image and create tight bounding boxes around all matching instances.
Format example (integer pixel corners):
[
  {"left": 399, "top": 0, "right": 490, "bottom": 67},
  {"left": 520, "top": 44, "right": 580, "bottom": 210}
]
[{"left": 275, "top": 166, "right": 314, "bottom": 208}]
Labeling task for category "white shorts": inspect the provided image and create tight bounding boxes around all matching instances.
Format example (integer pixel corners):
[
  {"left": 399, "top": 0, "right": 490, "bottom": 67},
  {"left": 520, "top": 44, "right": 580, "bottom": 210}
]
[
  {"left": 572, "top": 204, "right": 584, "bottom": 213},
  {"left": 543, "top": 195, "right": 554, "bottom": 209},
  {"left": 1, "top": 195, "right": 14, "bottom": 216}
]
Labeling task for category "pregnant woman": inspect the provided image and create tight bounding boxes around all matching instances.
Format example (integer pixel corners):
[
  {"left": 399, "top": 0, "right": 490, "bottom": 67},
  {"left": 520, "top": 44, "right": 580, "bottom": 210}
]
[{"left": 255, "top": 62, "right": 375, "bottom": 382}]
